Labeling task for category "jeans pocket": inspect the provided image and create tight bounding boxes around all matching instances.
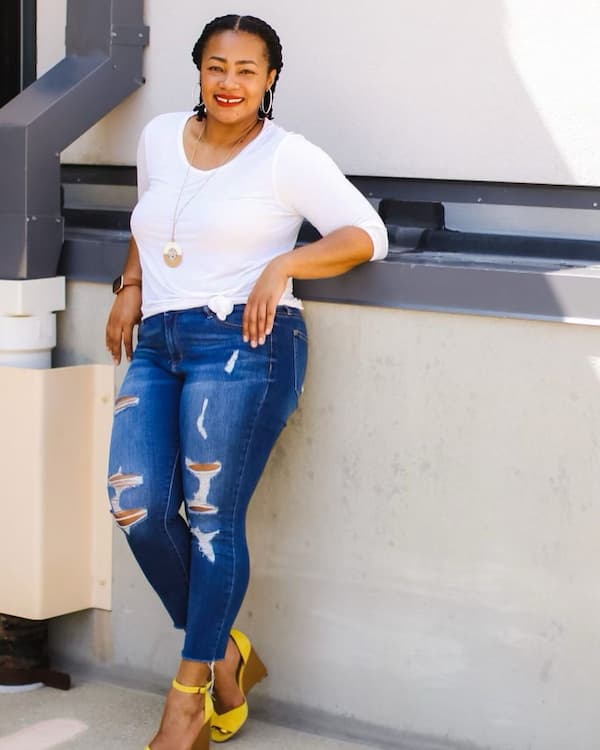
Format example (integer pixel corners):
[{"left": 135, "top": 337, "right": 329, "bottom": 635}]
[
  {"left": 214, "top": 315, "right": 244, "bottom": 330},
  {"left": 292, "top": 329, "right": 308, "bottom": 400}
]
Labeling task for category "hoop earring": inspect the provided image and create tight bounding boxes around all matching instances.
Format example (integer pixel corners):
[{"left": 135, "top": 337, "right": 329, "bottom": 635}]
[
  {"left": 260, "top": 88, "right": 273, "bottom": 117},
  {"left": 193, "top": 83, "right": 206, "bottom": 117}
]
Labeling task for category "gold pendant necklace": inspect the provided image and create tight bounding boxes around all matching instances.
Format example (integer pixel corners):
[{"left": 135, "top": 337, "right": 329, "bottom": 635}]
[
  {"left": 163, "top": 241, "right": 183, "bottom": 268},
  {"left": 163, "top": 118, "right": 261, "bottom": 268}
]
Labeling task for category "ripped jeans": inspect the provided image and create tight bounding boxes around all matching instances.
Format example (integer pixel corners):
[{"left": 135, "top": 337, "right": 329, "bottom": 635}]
[{"left": 107, "top": 304, "right": 307, "bottom": 662}]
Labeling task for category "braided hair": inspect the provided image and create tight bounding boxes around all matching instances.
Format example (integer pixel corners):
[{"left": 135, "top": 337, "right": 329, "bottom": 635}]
[{"left": 191, "top": 15, "right": 283, "bottom": 121}]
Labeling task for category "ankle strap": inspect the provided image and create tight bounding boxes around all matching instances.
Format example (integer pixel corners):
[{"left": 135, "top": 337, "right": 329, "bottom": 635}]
[{"left": 172, "top": 677, "right": 212, "bottom": 695}]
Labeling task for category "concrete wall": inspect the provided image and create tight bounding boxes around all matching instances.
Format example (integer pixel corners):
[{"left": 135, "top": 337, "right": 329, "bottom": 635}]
[
  {"left": 38, "top": 0, "right": 600, "bottom": 185},
  {"left": 51, "top": 282, "right": 600, "bottom": 750}
]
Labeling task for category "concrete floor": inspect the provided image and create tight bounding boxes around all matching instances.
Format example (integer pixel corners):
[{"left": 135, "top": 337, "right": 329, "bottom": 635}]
[{"left": 0, "top": 681, "right": 376, "bottom": 750}]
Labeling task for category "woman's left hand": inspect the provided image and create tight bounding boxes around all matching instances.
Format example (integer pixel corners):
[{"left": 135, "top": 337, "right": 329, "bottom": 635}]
[{"left": 243, "top": 257, "right": 289, "bottom": 347}]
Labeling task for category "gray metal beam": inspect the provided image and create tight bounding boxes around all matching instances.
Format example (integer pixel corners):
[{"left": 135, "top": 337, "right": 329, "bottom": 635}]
[
  {"left": 57, "top": 226, "right": 600, "bottom": 326},
  {"left": 349, "top": 176, "right": 600, "bottom": 211},
  {"left": 0, "top": 0, "right": 148, "bottom": 279},
  {"left": 294, "top": 253, "right": 600, "bottom": 324}
]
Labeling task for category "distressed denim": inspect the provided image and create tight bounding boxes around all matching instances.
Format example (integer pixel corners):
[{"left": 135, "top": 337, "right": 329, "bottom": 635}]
[{"left": 107, "top": 304, "right": 307, "bottom": 662}]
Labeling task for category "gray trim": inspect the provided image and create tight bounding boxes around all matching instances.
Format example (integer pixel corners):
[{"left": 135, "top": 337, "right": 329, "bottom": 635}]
[
  {"left": 349, "top": 176, "right": 600, "bottom": 211},
  {"left": 62, "top": 164, "right": 138, "bottom": 186},
  {"left": 59, "top": 165, "right": 600, "bottom": 211},
  {"left": 57, "top": 153, "right": 600, "bottom": 326},
  {"left": 293, "top": 254, "right": 600, "bottom": 325},
  {"left": 60, "top": 228, "right": 600, "bottom": 326},
  {"left": 59, "top": 229, "right": 130, "bottom": 282},
  {"left": 0, "top": 0, "right": 148, "bottom": 280}
]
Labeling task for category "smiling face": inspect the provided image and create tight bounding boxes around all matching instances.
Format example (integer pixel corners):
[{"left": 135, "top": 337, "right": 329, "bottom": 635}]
[{"left": 200, "top": 30, "right": 277, "bottom": 126}]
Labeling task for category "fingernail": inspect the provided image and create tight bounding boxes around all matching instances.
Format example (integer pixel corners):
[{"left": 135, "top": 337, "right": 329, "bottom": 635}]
[
  {"left": 259, "top": 336, "right": 265, "bottom": 345},
  {"left": 266, "top": 328, "right": 272, "bottom": 336},
  {"left": 251, "top": 341, "right": 257, "bottom": 348},
  {"left": 243, "top": 335, "right": 249, "bottom": 343}
]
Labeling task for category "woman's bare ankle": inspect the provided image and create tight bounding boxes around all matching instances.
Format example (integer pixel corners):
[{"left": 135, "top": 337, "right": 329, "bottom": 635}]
[
  {"left": 176, "top": 658, "right": 212, "bottom": 687},
  {"left": 148, "top": 660, "right": 212, "bottom": 749},
  {"left": 213, "top": 637, "right": 244, "bottom": 713},
  {"left": 150, "top": 686, "right": 207, "bottom": 749}
]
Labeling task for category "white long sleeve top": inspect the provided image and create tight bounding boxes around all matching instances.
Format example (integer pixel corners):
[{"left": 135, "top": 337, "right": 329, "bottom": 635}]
[{"left": 131, "top": 112, "right": 388, "bottom": 319}]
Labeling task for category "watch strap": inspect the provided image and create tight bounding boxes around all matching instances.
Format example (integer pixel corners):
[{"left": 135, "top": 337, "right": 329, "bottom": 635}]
[{"left": 112, "top": 275, "right": 142, "bottom": 295}]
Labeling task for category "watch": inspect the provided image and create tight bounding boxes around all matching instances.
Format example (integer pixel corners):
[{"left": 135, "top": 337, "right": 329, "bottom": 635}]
[{"left": 112, "top": 275, "right": 142, "bottom": 295}]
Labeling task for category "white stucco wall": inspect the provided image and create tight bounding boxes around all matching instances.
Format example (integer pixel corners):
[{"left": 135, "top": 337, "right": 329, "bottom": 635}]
[
  {"left": 51, "top": 284, "right": 600, "bottom": 750},
  {"left": 38, "top": 0, "right": 600, "bottom": 185}
]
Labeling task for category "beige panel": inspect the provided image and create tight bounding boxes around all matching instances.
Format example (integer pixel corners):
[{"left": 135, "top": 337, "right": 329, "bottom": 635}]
[
  {"left": 0, "top": 374, "right": 44, "bottom": 612},
  {"left": 0, "top": 365, "right": 114, "bottom": 619}
]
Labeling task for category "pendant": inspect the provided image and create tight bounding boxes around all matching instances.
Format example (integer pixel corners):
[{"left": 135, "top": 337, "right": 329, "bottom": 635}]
[{"left": 163, "top": 241, "right": 183, "bottom": 268}]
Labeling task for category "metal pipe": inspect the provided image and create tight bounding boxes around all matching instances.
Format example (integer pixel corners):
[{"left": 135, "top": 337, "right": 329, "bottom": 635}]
[{"left": 0, "top": 0, "right": 148, "bottom": 279}]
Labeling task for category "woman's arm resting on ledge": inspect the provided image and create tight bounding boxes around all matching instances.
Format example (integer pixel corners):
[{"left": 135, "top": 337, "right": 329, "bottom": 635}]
[{"left": 243, "top": 226, "right": 373, "bottom": 347}]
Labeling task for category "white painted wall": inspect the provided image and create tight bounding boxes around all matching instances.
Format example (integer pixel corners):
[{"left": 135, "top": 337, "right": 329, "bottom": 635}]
[
  {"left": 38, "top": 0, "right": 600, "bottom": 185},
  {"left": 51, "top": 283, "right": 600, "bottom": 750}
]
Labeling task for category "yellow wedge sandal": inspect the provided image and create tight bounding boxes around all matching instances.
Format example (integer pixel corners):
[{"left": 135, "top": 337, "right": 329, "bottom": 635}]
[
  {"left": 145, "top": 676, "right": 214, "bottom": 750},
  {"left": 211, "top": 629, "right": 267, "bottom": 743}
]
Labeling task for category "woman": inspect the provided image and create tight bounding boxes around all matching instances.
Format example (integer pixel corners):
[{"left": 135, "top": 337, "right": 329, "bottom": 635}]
[{"left": 106, "top": 13, "right": 387, "bottom": 750}]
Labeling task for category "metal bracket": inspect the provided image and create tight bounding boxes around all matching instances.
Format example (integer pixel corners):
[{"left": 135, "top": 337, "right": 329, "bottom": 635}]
[{"left": 110, "top": 25, "right": 150, "bottom": 47}]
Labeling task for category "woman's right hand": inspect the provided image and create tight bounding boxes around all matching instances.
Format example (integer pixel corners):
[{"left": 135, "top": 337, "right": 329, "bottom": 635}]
[{"left": 106, "top": 286, "right": 142, "bottom": 365}]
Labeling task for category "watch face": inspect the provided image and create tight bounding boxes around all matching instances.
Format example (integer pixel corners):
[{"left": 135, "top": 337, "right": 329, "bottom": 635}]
[{"left": 112, "top": 275, "right": 123, "bottom": 294}]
